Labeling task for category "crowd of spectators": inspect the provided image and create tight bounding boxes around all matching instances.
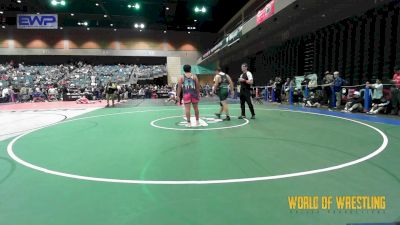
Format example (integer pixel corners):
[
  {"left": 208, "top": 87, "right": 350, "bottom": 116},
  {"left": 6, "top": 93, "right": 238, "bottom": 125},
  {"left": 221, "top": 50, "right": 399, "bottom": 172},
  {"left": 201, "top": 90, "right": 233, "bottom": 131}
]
[
  {"left": 260, "top": 67, "right": 400, "bottom": 116},
  {"left": 0, "top": 61, "right": 167, "bottom": 103}
]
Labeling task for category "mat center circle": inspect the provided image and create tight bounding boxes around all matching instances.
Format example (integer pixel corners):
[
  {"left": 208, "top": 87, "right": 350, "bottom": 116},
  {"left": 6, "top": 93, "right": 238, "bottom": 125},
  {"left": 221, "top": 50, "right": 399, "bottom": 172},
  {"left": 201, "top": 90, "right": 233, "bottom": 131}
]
[{"left": 150, "top": 115, "right": 250, "bottom": 131}]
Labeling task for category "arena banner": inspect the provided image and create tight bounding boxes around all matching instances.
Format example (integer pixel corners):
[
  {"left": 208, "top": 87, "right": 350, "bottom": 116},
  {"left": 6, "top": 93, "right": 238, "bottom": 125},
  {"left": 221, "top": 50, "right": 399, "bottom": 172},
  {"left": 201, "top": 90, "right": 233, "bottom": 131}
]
[
  {"left": 202, "top": 40, "right": 224, "bottom": 60},
  {"left": 256, "top": 0, "right": 275, "bottom": 25},
  {"left": 17, "top": 14, "right": 58, "bottom": 29},
  {"left": 202, "top": 25, "right": 242, "bottom": 60},
  {"left": 225, "top": 25, "right": 243, "bottom": 47}
]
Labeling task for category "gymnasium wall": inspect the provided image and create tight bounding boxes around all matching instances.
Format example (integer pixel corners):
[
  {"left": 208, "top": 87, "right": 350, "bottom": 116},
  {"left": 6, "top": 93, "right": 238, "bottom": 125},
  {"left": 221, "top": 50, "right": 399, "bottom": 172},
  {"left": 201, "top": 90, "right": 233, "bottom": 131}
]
[{"left": 0, "top": 28, "right": 217, "bottom": 65}]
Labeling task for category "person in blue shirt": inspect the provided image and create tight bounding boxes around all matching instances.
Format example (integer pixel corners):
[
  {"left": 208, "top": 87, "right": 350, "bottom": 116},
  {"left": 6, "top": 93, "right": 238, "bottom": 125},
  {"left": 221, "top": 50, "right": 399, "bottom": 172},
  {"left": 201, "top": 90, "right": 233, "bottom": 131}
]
[{"left": 332, "top": 71, "right": 346, "bottom": 108}]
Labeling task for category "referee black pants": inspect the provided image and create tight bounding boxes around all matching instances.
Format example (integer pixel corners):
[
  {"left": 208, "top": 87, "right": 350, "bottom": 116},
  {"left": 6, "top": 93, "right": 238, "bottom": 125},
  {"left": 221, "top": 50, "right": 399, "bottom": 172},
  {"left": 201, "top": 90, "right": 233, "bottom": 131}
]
[{"left": 240, "top": 91, "right": 255, "bottom": 117}]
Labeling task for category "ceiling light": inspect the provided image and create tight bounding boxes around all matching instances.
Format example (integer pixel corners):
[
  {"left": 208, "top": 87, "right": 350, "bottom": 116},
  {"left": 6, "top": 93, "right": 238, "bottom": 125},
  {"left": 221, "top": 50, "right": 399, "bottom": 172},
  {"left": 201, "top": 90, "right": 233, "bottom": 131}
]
[
  {"left": 36, "top": 12, "right": 40, "bottom": 14},
  {"left": 0, "top": 11, "right": 3, "bottom": 14},
  {"left": 166, "top": 7, "right": 169, "bottom": 10},
  {"left": 194, "top": 6, "right": 207, "bottom": 14},
  {"left": 139, "top": 29, "right": 142, "bottom": 32},
  {"left": 194, "top": 19, "right": 197, "bottom": 22},
  {"left": 114, "top": 29, "right": 117, "bottom": 31},
  {"left": 77, "top": 22, "right": 81, "bottom": 25},
  {"left": 70, "top": 13, "right": 74, "bottom": 16},
  {"left": 140, "top": 23, "right": 145, "bottom": 29},
  {"left": 110, "top": 24, "right": 114, "bottom": 27},
  {"left": 95, "top": 3, "right": 99, "bottom": 6},
  {"left": 1, "top": 26, "right": 5, "bottom": 29},
  {"left": 51, "top": 0, "right": 66, "bottom": 6},
  {"left": 17, "top": 0, "right": 21, "bottom": 3},
  {"left": 87, "top": 27, "right": 90, "bottom": 30},
  {"left": 188, "top": 31, "right": 191, "bottom": 34},
  {"left": 104, "top": 14, "right": 108, "bottom": 18},
  {"left": 134, "top": 23, "right": 139, "bottom": 28},
  {"left": 163, "top": 30, "right": 167, "bottom": 33},
  {"left": 128, "top": 3, "right": 140, "bottom": 9},
  {"left": 60, "top": 27, "right": 63, "bottom": 30},
  {"left": 83, "top": 22, "right": 88, "bottom": 26}
]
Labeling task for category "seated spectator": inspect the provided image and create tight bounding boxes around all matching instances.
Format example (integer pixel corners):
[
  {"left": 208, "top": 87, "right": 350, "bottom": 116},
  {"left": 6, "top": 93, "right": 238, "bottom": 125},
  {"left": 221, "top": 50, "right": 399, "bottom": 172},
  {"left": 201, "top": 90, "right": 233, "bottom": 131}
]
[
  {"left": 165, "top": 90, "right": 177, "bottom": 103},
  {"left": 342, "top": 91, "right": 363, "bottom": 113},
  {"left": 2, "top": 86, "right": 10, "bottom": 102},
  {"left": 292, "top": 88, "right": 303, "bottom": 105},
  {"left": 367, "top": 96, "right": 391, "bottom": 115},
  {"left": 48, "top": 86, "right": 58, "bottom": 102},
  {"left": 32, "top": 87, "right": 45, "bottom": 102},
  {"left": 305, "top": 92, "right": 321, "bottom": 108}
]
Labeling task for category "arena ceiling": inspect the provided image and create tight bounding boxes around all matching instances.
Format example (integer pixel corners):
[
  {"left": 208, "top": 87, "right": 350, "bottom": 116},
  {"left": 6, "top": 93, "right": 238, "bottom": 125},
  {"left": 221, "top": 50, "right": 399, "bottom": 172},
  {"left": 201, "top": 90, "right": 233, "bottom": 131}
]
[{"left": 0, "top": 0, "right": 249, "bottom": 32}]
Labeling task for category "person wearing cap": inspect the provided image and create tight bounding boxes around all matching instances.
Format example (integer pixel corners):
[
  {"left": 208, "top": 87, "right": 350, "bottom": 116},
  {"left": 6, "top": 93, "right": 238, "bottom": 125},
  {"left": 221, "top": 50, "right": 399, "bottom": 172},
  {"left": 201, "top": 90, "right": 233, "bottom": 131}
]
[
  {"left": 391, "top": 66, "right": 400, "bottom": 115},
  {"left": 213, "top": 68, "right": 234, "bottom": 121},
  {"left": 342, "top": 91, "right": 363, "bottom": 113},
  {"left": 322, "top": 71, "right": 334, "bottom": 105},
  {"left": 332, "top": 71, "right": 346, "bottom": 108}
]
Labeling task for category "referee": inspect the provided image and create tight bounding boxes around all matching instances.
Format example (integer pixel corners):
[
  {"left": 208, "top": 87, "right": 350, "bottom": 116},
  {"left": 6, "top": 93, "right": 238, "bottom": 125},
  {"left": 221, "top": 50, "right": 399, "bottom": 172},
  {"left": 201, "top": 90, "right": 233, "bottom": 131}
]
[{"left": 238, "top": 63, "right": 255, "bottom": 119}]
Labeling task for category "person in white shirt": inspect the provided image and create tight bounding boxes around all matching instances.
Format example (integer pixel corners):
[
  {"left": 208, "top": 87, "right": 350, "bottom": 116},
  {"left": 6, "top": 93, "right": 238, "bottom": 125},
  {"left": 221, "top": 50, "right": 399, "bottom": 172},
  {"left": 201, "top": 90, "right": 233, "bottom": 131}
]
[
  {"left": 48, "top": 86, "right": 58, "bottom": 101},
  {"left": 238, "top": 63, "right": 255, "bottom": 119},
  {"left": 2, "top": 87, "right": 9, "bottom": 101},
  {"left": 366, "top": 79, "right": 383, "bottom": 104}
]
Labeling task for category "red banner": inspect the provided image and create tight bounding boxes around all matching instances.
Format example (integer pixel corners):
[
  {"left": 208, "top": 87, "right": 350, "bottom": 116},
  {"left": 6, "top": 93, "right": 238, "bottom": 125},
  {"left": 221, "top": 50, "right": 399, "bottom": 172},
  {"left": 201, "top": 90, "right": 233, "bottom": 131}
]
[{"left": 256, "top": 0, "right": 275, "bottom": 25}]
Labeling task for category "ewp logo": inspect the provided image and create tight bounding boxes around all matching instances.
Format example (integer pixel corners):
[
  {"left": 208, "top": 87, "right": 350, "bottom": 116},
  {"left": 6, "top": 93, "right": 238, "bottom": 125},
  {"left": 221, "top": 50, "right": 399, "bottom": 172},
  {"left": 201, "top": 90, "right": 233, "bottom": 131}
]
[{"left": 17, "top": 14, "right": 58, "bottom": 29}]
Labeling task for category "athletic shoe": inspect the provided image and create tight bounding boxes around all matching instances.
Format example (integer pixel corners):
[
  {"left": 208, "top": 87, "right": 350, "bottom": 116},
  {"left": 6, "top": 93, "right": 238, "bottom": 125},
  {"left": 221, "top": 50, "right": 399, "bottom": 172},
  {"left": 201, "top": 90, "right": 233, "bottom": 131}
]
[
  {"left": 250, "top": 115, "right": 256, "bottom": 119},
  {"left": 186, "top": 122, "right": 192, "bottom": 128},
  {"left": 215, "top": 113, "right": 221, "bottom": 119},
  {"left": 238, "top": 116, "right": 246, "bottom": 119},
  {"left": 224, "top": 116, "right": 231, "bottom": 121}
]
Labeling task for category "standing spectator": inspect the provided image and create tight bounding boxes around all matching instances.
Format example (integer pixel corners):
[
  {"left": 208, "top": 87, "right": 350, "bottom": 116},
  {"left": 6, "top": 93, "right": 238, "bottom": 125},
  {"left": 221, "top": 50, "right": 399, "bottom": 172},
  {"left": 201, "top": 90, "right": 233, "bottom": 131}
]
[
  {"left": 391, "top": 67, "right": 400, "bottom": 115},
  {"left": 274, "top": 76, "right": 282, "bottom": 103},
  {"left": 204, "top": 83, "right": 211, "bottom": 96},
  {"left": 322, "top": 71, "right": 334, "bottom": 105},
  {"left": 283, "top": 78, "right": 291, "bottom": 102},
  {"left": 9, "top": 86, "right": 15, "bottom": 102},
  {"left": 366, "top": 79, "right": 383, "bottom": 104},
  {"left": 332, "top": 71, "right": 346, "bottom": 108}
]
